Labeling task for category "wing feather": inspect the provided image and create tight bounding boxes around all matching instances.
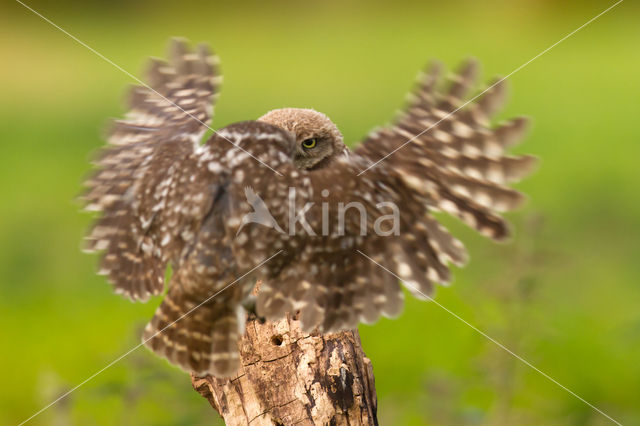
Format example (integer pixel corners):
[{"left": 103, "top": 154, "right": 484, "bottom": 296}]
[{"left": 83, "top": 39, "right": 221, "bottom": 301}]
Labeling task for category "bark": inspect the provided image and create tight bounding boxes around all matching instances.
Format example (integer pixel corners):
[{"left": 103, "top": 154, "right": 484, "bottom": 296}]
[{"left": 191, "top": 313, "right": 378, "bottom": 425}]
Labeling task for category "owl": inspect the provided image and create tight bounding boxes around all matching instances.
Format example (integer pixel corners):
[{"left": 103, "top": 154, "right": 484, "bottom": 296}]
[{"left": 83, "top": 39, "right": 535, "bottom": 377}]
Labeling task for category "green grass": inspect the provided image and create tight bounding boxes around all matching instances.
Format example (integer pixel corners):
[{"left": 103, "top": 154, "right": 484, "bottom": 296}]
[{"left": 1, "top": 1, "right": 639, "bottom": 424}]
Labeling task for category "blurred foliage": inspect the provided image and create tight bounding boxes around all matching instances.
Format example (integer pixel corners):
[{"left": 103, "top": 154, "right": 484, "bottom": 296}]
[{"left": 0, "top": 0, "right": 639, "bottom": 425}]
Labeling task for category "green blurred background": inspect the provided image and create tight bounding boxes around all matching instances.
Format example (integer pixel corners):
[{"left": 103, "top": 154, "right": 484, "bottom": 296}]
[{"left": 1, "top": 0, "right": 639, "bottom": 424}]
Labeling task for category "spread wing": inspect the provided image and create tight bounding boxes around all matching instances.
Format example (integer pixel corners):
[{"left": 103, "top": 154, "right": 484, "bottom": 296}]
[
  {"left": 355, "top": 59, "right": 536, "bottom": 225},
  {"left": 82, "top": 39, "right": 222, "bottom": 301}
]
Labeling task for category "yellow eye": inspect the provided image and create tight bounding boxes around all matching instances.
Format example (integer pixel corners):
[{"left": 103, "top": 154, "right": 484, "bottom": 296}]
[{"left": 302, "top": 138, "right": 317, "bottom": 149}]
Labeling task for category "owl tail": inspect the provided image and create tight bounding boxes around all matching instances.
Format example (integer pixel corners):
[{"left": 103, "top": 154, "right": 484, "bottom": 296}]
[{"left": 142, "top": 286, "right": 242, "bottom": 377}]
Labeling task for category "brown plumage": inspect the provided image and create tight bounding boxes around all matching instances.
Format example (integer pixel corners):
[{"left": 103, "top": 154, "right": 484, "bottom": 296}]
[{"left": 82, "top": 39, "right": 536, "bottom": 377}]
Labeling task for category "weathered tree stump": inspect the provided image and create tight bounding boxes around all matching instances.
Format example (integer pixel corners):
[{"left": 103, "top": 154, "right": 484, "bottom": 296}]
[{"left": 191, "top": 314, "right": 378, "bottom": 425}]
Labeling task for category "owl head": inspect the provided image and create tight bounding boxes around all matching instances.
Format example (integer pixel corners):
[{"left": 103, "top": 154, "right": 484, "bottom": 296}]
[{"left": 258, "top": 108, "right": 347, "bottom": 170}]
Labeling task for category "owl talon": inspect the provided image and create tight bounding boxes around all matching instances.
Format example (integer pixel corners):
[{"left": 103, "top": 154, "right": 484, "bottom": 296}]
[{"left": 242, "top": 295, "right": 265, "bottom": 323}]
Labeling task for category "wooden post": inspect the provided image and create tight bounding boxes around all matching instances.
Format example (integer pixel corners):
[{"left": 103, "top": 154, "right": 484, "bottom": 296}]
[{"left": 191, "top": 313, "right": 378, "bottom": 425}]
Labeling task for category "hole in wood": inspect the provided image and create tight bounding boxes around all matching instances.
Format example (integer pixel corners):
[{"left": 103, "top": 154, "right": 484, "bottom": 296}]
[{"left": 271, "top": 334, "right": 284, "bottom": 346}]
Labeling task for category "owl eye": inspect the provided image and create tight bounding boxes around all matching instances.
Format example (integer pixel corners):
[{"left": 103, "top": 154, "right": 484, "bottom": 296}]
[{"left": 301, "top": 138, "right": 317, "bottom": 149}]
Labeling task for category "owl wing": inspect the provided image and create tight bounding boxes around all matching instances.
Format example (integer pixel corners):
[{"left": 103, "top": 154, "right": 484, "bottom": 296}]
[
  {"left": 347, "top": 58, "right": 536, "bottom": 286},
  {"left": 355, "top": 59, "right": 536, "bottom": 213},
  {"left": 82, "top": 39, "right": 222, "bottom": 301}
]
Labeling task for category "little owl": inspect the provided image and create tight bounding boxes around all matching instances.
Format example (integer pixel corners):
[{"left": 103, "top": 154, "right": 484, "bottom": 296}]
[{"left": 83, "top": 39, "right": 536, "bottom": 377}]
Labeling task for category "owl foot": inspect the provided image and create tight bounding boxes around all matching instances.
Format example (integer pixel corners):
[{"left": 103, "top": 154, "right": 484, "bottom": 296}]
[{"left": 242, "top": 295, "right": 265, "bottom": 323}]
